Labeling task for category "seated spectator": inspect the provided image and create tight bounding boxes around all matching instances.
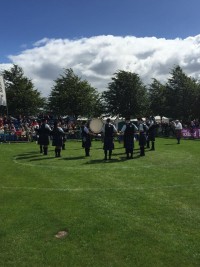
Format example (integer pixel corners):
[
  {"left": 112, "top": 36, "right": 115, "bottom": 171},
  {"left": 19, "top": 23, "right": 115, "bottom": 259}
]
[{"left": 10, "top": 123, "right": 16, "bottom": 135}]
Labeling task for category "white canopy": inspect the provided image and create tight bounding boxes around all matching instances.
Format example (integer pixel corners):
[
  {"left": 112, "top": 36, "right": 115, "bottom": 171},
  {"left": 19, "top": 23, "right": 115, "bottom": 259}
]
[{"left": 155, "top": 116, "right": 169, "bottom": 123}]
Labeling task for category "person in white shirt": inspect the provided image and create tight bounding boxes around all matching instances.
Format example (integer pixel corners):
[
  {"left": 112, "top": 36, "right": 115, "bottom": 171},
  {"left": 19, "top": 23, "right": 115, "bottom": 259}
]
[{"left": 174, "top": 120, "right": 183, "bottom": 144}]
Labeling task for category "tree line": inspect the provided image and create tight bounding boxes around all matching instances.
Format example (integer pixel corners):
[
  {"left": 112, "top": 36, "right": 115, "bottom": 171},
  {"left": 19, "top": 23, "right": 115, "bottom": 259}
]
[{"left": 1, "top": 64, "right": 200, "bottom": 122}]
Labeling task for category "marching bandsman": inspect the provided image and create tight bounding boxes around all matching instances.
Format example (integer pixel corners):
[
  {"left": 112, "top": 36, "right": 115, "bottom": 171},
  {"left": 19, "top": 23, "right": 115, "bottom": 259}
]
[
  {"left": 146, "top": 116, "right": 158, "bottom": 151},
  {"left": 138, "top": 118, "right": 149, "bottom": 157},
  {"left": 81, "top": 121, "right": 92, "bottom": 157},
  {"left": 52, "top": 121, "right": 66, "bottom": 157},
  {"left": 120, "top": 117, "right": 138, "bottom": 159},
  {"left": 39, "top": 118, "right": 52, "bottom": 155},
  {"left": 34, "top": 120, "right": 43, "bottom": 153},
  {"left": 61, "top": 121, "right": 68, "bottom": 150},
  {"left": 102, "top": 118, "right": 118, "bottom": 160}
]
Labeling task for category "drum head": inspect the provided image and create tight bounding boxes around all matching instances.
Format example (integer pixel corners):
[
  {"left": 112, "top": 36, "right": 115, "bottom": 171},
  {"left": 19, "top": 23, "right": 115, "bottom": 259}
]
[{"left": 89, "top": 118, "right": 104, "bottom": 133}]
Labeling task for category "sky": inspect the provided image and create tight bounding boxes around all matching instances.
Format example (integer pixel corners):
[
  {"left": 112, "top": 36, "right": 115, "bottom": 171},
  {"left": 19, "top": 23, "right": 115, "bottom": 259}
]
[{"left": 1, "top": 0, "right": 200, "bottom": 96}]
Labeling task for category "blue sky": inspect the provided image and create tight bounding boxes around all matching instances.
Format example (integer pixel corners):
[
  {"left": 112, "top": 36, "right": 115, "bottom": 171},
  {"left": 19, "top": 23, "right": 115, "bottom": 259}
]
[{"left": 1, "top": 0, "right": 200, "bottom": 96}]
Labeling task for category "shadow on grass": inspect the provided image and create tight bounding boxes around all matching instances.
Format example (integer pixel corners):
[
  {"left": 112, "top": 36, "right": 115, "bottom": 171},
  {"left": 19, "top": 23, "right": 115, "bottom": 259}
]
[
  {"left": 15, "top": 151, "right": 57, "bottom": 161},
  {"left": 118, "top": 155, "right": 141, "bottom": 161},
  {"left": 62, "top": 156, "right": 85, "bottom": 160},
  {"left": 17, "top": 151, "right": 41, "bottom": 156},
  {"left": 85, "top": 153, "right": 142, "bottom": 164},
  {"left": 29, "top": 156, "right": 56, "bottom": 161},
  {"left": 85, "top": 158, "right": 123, "bottom": 164},
  {"left": 16, "top": 154, "right": 42, "bottom": 160},
  {"left": 66, "top": 148, "right": 83, "bottom": 150}
]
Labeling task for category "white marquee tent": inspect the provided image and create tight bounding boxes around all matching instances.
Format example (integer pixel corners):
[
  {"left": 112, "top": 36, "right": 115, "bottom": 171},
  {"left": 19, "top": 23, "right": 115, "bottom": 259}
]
[{"left": 154, "top": 116, "right": 169, "bottom": 123}]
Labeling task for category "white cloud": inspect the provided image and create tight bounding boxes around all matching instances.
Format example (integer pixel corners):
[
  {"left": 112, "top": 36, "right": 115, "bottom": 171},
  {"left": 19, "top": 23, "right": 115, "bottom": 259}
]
[{"left": 1, "top": 35, "right": 200, "bottom": 96}]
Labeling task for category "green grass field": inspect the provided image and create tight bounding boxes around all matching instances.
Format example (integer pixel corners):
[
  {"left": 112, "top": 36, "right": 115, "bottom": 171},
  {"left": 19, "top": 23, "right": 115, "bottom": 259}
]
[{"left": 0, "top": 138, "right": 200, "bottom": 267}]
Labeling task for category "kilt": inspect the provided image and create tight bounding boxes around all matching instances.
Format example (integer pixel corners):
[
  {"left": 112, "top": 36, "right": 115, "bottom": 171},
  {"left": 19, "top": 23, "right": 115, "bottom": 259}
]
[
  {"left": 175, "top": 129, "right": 182, "bottom": 139},
  {"left": 124, "top": 135, "right": 134, "bottom": 150},
  {"left": 52, "top": 135, "right": 63, "bottom": 147},
  {"left": 82, "top": 136, "right": 91, "bottom": 148},
  {"left": 103, "top": 137, "right": 114, "bottom": 150},
  {"left": 139, "top": 132, "right": 147, "bottom": 146},
  {"left": 39, "top": 134, "right": 50, "bottom": 146},
  {"left": 147, "top": 130, "right": 155, "bottom": 142}
]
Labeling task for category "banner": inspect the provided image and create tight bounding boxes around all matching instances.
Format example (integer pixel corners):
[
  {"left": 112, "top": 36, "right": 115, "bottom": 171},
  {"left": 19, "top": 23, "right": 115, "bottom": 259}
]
[
  {"left": 0, "top": 75, "right": 7, "bottom": 106},
  {"left": 182, "top": 128, "right": 200, "bottom": 139}
]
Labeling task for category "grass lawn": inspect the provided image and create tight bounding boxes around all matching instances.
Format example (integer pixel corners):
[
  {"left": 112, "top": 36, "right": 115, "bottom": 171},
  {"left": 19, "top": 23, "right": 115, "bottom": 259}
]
[{"left": 0, "top": 138, "right": 200, "bottom": 267}]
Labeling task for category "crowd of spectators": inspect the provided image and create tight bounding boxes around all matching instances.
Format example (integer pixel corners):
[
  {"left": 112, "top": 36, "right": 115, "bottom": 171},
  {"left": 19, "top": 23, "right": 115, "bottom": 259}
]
[
  {"left": 0, "top": 114, "right": 199, "bottom": 142},
  {"left": 0, "top": 114, "right": 82, "bottom": 142},
  {"left": 157, "top": 119, "right": 199, "bottom": 137}
]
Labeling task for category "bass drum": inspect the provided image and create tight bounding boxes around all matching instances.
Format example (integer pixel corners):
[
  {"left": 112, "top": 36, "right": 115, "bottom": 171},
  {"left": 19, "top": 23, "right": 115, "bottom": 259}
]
[{"left": 89, "top": 118, "right": 104, "bottom": 134}]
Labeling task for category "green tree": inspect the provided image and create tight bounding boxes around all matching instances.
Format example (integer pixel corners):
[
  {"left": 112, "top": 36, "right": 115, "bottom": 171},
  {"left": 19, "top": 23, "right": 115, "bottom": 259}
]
[
  {"left": 148, "top": 79, "right": 167, "bottom": 117},
  {"left": 48, "top": 68, "right": 103, "bottom": 118},
  {"left": 2, "top": 65, "right": 45, "bottom": 116},
  {"left": 165, "top": 65, "right": 198, "bottom": 121},
  {"left": 191, "top": 82, "right": 200, "bottom": 120},
  {"left": 102, "top": 70, "right": 148, "bottom": 118}
]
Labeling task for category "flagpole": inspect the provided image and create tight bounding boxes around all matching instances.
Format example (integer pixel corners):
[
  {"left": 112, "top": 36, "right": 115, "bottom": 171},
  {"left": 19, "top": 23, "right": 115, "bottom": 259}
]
[{"left": 0, "top": 75, "right": 8, "bottom": 116}]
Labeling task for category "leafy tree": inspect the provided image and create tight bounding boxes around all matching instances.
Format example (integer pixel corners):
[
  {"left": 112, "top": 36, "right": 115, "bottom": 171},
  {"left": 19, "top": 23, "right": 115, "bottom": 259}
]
[
  {"left": 192, "top": 82, "right": 200, "bottom": 120},
  {"left": 102, "top": 70, "right": 148, "bottom": 118},
  {"left": 148, "top": 79, "right": 167, "bottom": 117},
  {"left": 165, "top": 66, "right": 198, "bottom": 121},
  {"left": 48, "top": 68, "right": 103, "bottom": 118},
  {"left": 2, "top": 65, "right": 45, "bottom": 117}
]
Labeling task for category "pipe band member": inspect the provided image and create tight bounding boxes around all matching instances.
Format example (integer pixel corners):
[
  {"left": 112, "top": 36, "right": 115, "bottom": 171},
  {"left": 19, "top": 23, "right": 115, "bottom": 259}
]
[
  {"left": 120, "top": 117, "right": 138, "bottom": 159},
  {"left": 34, "top": 120, "right": 43, "bottom": 153},
  {"left": 81, "top": 121, "right": 92, "bottom": 157},
  {"left": 52, "top": 121, "right": 65, "bottom": 157},
  {"left": 39, "top": 118, "right": 52, "bottom": 155},
  {"left": 138, "top": 118, "right": 149, "bottom": 157},
  {"left": 102, "top": 118, "right": 118, "bottom": 160},
  {"left": 146, "top": 116, "right": 158, "bottom": 151}
]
